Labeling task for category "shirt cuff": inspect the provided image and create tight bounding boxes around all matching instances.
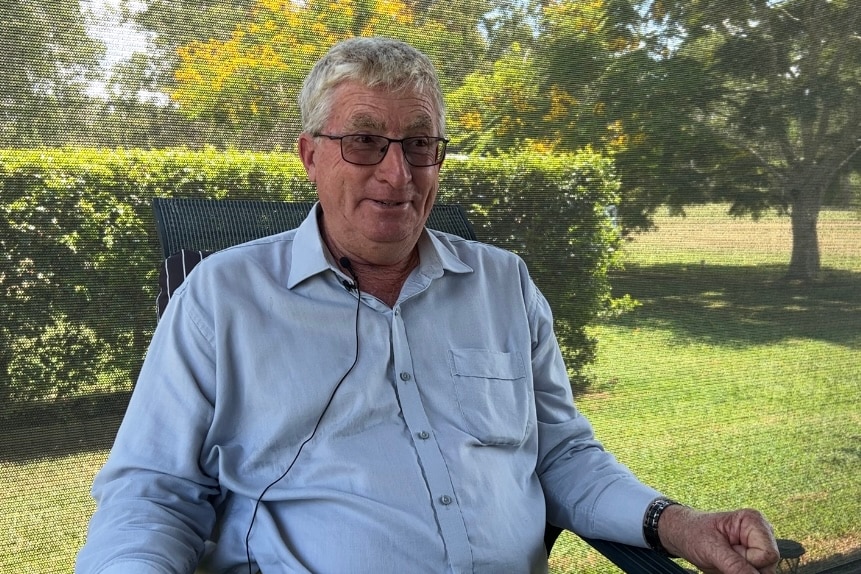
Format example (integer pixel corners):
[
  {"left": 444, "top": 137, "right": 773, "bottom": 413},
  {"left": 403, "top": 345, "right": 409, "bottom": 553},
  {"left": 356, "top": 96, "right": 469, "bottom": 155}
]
[{"left": 588, "top": 480, "right": 663, "bottom": 547}]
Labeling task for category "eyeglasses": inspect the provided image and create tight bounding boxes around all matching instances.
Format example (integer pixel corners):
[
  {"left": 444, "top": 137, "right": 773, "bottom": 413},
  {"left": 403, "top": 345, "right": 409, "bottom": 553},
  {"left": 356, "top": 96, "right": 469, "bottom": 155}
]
[{"left": 314, "top": 133, "right": 449, "bottom": 167}]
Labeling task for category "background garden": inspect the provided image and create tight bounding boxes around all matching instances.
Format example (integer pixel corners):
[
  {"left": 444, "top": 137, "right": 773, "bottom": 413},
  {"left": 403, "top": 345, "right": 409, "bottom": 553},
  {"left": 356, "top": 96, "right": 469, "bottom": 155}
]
[{"left": 1, "top": 0, "right": 859, "bottom": 572}]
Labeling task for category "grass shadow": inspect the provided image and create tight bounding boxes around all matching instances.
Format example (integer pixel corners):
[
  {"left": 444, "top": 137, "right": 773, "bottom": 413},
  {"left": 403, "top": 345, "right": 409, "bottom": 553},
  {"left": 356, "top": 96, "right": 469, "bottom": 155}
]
[
  {"left": 0, "top": 391, "right": 130, "bottom": 463},
  {"left": 800, "top": 546, "right": 861, "bottom": 574},
  {"left": 609, "top": 264, "right": 861, "bottom": 349}
]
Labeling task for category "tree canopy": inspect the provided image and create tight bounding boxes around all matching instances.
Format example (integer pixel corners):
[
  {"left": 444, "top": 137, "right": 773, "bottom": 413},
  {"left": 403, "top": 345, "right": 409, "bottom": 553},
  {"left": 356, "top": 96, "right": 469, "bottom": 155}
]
[
  {"left": 2, "top": 0, "right": 858, "bottom": 279},
  {"left": 674, "top": 0, "right": 861, "bottom": 279},
  {"left": 0, "top": 0, "right": 104, "bottom": 145}
]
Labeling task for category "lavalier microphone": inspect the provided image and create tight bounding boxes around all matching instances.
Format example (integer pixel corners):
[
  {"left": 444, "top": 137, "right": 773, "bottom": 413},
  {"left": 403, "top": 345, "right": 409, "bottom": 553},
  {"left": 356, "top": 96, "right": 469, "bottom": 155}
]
[{"left": 339, "top": 257, "right": 357, "bottom": 291}]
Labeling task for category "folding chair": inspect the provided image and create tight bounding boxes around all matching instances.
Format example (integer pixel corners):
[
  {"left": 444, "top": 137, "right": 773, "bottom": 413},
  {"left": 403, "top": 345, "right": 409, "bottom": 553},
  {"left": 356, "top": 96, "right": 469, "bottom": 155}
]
[{"left": 152, "top": 196, "right": 691, "bottom": 574}]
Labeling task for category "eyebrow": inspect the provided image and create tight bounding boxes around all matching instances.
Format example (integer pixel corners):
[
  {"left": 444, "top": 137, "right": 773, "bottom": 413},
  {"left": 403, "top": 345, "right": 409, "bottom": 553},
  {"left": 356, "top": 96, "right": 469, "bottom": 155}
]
[
  {"left": 345, "top": 113, "right": 435, "bottom": 134},
  {"left": 346, "top": 113, "right": 384, "bottom": 133},
  {"left": 405, "top": 116, "right": 434, "bottom": 133}
]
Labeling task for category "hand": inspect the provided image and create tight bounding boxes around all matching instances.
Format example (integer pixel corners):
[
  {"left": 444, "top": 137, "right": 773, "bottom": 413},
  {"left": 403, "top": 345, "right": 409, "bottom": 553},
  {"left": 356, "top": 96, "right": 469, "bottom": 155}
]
[{"left": 658, "top": 505, "right": 780, "bottom": 574}]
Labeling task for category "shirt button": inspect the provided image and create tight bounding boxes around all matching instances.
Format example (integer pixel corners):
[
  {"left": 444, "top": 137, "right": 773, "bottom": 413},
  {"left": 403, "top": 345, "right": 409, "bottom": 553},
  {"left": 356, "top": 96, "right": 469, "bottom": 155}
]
[
  {"left": 417, "top": 431, "right": 430, "bottom": 440},
  {"left": 439, "top": 495, "right": 452, "bottom": 505},
  {"left": 399, "top": 372, "right": 412, "bottom": 382}
]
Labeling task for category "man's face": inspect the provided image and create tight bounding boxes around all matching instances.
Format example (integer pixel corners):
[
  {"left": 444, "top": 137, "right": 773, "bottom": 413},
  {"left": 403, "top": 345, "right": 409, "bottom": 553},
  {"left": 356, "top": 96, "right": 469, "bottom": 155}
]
[{"left": 298, "top": 81, "right": 442, "bottom": 265}]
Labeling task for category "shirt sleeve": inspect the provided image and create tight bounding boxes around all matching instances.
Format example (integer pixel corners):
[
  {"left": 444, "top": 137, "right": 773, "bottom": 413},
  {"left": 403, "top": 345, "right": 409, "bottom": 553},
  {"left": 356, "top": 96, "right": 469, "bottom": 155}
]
[
  {"left": 76, "top": 288, "right": 220, "bottom": 574},
  {"left": 527, "top": 279, "right": 661, "bottom": 547}
]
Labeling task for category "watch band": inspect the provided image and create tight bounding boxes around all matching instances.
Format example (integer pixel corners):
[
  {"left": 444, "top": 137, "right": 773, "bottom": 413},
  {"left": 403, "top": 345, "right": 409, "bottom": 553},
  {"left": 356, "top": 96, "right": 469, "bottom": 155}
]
[{"left": 643, "top": 497, "right": 681, "bottom": 556}]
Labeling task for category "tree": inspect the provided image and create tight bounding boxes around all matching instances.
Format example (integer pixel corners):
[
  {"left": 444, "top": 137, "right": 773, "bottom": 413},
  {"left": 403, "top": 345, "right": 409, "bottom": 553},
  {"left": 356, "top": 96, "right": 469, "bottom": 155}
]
[
  {"left": 0, "top": 0, "right": 104, "bottom": 146},
  {"left": 131, "top": 0, "right": 257, "bottom": 88},
  {"left": 478, "top": 0, "right": 539, "bottom": 64},
  {"left": 167, "top": 0, "right": 490, "bottom": 149},
  {"left": 640, "top": 0, "right": 861, "bottom": 280},
  {"left": 447, "top": 43, "right": 543, "bottom": 154},
  {"left": 91, "top": 53, "right": 205, "bottom": 148},
  {"left": 449, "top": 0, "right": 860, "bottom": 280},
  {"left": 447, "top": 0, "right": 636, "bottom": 154}
]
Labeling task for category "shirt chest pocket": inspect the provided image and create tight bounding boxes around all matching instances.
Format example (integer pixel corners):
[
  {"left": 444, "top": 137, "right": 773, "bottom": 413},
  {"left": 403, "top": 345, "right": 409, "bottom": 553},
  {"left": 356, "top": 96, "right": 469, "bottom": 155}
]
[{"left": 448, "top": 348, "right": 530, "bottom": 446}]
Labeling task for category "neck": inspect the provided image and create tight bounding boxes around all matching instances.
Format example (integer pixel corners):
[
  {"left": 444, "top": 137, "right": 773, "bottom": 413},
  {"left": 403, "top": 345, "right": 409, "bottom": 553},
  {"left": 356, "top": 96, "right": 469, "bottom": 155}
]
[
  {"left": 341, "top": 249, "right": 419, "bottom": 307},
  {"left": 322, "top": 229, "right": 421, "bottom": 308}
]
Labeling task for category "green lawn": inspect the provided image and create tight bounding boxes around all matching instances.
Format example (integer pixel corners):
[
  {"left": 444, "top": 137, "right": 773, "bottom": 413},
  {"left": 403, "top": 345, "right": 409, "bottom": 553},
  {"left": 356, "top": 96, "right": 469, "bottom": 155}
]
[
  {"left": 1, "top": 452, "right": 104, "bottom": 572},
  {"left": 551, "top": 206, "right": 861, "bottom": 573},
  {"left": 2, "top": 205, "right": 858, "bottom": 573}
]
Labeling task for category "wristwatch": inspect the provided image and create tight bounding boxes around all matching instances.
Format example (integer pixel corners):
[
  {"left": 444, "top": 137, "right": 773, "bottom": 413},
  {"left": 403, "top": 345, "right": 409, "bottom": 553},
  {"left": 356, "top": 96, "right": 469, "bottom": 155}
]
[{"left": 643, "top": 497, "right": 681, "bottom": 556}]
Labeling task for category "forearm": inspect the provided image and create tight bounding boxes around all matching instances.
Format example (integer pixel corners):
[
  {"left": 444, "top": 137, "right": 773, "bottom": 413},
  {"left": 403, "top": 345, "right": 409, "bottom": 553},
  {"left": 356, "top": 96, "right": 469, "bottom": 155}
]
[
  {"left": 78, "top": 303, "right": 219, "bottom": 572},
  {"left": 530, "top": 282, "right": 662, "bottom": 545},
  {"left": 77, "top": 495, "right": 210, "bottom": 573},
  {"left": 539, "top": 435, "right": 662, "bottom": 545}
]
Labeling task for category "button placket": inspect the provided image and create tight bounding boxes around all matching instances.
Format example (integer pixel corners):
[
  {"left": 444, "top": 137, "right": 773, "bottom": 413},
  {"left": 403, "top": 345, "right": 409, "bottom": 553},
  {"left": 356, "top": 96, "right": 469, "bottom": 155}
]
[{"left": 390, "top": 304, "right": 473, "bottom": 570}]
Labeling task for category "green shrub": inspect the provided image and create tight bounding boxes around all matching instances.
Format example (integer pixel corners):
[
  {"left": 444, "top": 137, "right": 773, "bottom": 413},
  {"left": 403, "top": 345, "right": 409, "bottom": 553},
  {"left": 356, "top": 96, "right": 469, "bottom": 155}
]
[
  {"left": 441, "top": 150, "right": 627, "bottom": 388},
  {"left": 0, "top": 147, "right": 625, "bottom": 412},
  {"left": 7, "top": 315, "right": 103, "bottom": 404}
]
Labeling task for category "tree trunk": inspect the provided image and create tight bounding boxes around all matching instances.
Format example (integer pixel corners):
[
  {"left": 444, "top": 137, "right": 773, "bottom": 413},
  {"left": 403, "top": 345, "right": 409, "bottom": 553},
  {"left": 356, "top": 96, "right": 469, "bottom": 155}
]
[{"left": 786, "top": 178, "right": 824, "bottom": 281}]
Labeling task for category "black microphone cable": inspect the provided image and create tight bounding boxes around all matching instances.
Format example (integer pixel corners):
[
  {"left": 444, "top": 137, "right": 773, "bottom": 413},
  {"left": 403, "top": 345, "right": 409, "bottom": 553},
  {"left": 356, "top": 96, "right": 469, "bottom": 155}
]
[{"left": 245, "top": 259, "right": 361, "bottom": 573}]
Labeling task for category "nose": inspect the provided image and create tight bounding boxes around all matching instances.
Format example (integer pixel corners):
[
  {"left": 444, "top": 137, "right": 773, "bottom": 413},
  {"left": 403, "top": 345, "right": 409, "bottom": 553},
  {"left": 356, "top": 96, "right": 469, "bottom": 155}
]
[{"left": 375, "top": 141, "right": 412, "bottom": 185}]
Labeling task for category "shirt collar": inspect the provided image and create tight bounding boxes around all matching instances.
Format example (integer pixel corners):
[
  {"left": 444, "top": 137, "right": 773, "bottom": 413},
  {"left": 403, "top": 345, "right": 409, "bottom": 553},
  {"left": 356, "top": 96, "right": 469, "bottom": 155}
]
[{"left": 287, "top": 203, "right": 473, "bottom": 289}]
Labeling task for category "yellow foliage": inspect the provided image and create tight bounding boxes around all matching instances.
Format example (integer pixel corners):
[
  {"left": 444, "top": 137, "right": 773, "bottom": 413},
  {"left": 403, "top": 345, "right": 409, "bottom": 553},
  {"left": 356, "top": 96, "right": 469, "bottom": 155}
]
[
  {"left": 375, "top": 0, "right": 409, "bottom": 20},
  {"left": 172, "top": 0, "right": 421, "bottom": 120},
  {"left": 606, "top": 120, "right": 629, "bottom": 150},
  {"left": 545, "top": 0, "right": 606, "bottom": 34},
  {"left": 545, "top": 85, "right": 577, "bottom": 122},
  {"left": 331, "top": 0, "right": 354, "bottom": 19},
  {"left": 459, "top": 112, "right": 483, "bottom": 131},
  {"left": 259, "top": 0, "right": 290, "bottom": 12},
  {"left": 523, "top": 139, "right": 559, "bottom": 154}
]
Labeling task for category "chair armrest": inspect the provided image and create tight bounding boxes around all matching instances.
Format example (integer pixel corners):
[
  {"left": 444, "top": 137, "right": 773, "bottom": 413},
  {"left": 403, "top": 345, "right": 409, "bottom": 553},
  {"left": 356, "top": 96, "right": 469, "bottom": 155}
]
[
  {"left": 580, "top": 536, "right": 691, "bottom": 573},
  {"left": 546, "top": 524, "right": 690, "bottom": 574}
]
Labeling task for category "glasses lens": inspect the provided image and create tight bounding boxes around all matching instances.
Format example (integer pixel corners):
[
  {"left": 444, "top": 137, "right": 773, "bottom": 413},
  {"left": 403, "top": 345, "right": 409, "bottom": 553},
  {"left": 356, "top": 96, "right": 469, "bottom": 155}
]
[
  {"left": 403, "top": 137, "right": 445, "bottom": 167},
  {"left": 338, "top": 135, "right": 446, "bottom": 166},
  {"left": 341, "top": 135, "right": 388, "bottom": 165}
]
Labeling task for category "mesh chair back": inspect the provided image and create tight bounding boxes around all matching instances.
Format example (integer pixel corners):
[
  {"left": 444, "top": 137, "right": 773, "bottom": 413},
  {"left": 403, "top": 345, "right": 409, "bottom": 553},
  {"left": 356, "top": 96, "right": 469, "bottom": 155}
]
[{"left": 152, "top": 197, "right": 476, "bottom": 258}]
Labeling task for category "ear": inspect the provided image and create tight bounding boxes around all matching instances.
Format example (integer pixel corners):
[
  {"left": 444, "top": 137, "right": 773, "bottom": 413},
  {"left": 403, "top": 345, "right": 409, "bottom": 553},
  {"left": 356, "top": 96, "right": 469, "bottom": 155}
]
[{"left": 297, "top": 132, "right": 318, "bottom": 183}]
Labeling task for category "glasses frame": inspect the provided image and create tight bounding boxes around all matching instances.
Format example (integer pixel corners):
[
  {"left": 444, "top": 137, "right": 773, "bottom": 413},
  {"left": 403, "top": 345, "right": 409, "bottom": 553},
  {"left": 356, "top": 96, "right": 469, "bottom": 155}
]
[{"left": 314, "top": 133, "right": 449, "bottom": 167}]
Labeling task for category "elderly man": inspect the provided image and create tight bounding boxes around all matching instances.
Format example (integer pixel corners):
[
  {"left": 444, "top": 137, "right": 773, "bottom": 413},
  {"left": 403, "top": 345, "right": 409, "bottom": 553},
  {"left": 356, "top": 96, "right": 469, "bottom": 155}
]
[{"left": 77, "top": 37, "right": 778, "bottom": 574}]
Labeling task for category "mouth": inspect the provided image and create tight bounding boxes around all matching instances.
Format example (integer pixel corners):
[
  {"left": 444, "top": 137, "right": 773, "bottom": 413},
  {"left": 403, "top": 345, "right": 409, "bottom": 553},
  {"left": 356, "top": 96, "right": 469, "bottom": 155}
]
[{"left": 371, "top": 199, "right": 408, "bottom": 207}]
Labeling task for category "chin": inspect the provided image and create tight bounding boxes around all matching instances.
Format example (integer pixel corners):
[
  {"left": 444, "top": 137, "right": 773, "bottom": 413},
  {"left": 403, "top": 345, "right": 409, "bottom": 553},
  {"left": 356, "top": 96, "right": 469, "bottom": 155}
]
[{"left": 365, "top": 223, "right": 422, "bottom": 245}]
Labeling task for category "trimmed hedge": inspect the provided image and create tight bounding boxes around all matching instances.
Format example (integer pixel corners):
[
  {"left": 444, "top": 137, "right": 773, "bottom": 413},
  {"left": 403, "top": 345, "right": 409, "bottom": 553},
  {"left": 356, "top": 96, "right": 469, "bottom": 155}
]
[{"left": 0, "top": 147, "right": 624, "bottom": 414}]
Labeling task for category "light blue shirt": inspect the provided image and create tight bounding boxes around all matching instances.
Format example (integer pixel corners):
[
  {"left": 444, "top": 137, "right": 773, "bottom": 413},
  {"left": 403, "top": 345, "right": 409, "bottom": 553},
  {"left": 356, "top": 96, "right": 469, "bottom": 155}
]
[{"left": 78, "top": 205, "right": 661, "bottom": 574}]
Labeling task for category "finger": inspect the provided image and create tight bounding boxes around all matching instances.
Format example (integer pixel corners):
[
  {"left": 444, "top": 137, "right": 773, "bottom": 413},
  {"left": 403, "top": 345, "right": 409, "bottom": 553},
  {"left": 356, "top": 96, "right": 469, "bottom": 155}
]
[
  {"left": 734, "top": 544, "right": 777, "bottom": 574},
  {"left": 713, "top": 543, "right": 760, "bottom": 574},
  {"left": 737, "top": 513, "right": 780, "bottom": 569},
  {"left": 744, "top": 544, "right": 780, "bottom": 571}
]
